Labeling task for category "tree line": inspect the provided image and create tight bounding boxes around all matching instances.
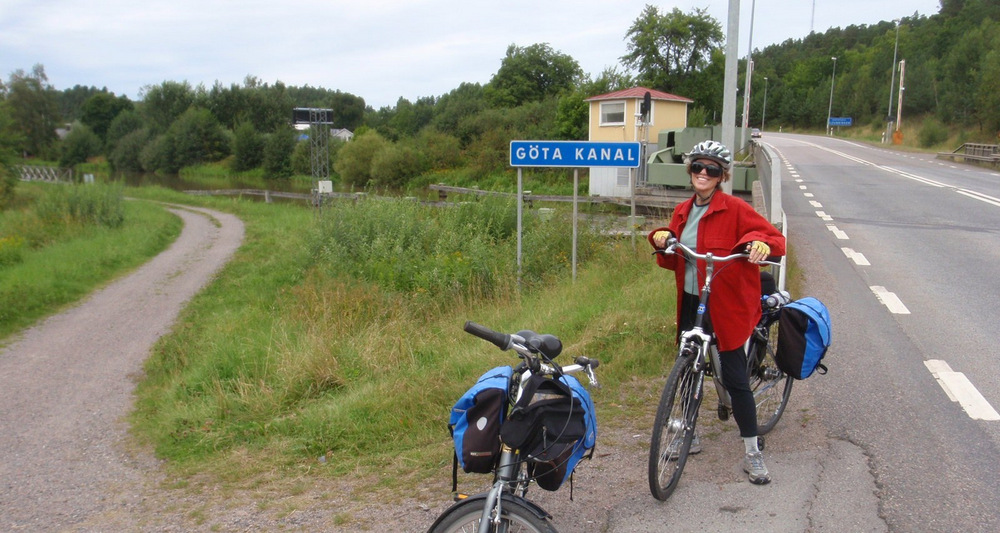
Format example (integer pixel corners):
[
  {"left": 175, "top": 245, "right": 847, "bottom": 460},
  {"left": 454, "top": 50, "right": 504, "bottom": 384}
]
[{"left": 1, "top": 0, "right": 997, "bottom": 198}]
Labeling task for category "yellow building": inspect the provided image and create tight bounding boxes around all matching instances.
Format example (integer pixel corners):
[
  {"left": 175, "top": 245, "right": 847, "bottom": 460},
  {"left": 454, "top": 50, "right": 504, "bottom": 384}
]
[{"left": 584, "top": 87, "right": 692, "bottom": 197}]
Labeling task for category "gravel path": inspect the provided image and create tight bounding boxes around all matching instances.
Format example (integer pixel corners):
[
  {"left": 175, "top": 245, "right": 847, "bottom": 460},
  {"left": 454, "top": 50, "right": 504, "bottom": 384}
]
[{"left": 0, "top": 205, "right": 243, "bottom": 532}]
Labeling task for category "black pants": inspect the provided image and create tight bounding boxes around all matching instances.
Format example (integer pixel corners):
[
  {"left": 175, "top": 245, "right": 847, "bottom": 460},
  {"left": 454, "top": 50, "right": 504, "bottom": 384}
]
[{"left": 679, "top": 292, "right": 757, "bottom": 438}]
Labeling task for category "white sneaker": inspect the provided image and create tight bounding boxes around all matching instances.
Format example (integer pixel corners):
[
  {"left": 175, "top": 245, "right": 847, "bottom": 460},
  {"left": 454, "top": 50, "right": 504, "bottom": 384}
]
[{"left": 743, "top": 451, "right": 771, "bottom": 484}]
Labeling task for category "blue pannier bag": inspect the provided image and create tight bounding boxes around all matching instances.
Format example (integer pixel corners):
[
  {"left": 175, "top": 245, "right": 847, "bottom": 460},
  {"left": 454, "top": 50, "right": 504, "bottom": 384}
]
[
  {"left": 776, "top": 297, "right": 832, "bottom": 379},
  {"left": 448, "top": 365, "right": 512, "bottom": 474}
]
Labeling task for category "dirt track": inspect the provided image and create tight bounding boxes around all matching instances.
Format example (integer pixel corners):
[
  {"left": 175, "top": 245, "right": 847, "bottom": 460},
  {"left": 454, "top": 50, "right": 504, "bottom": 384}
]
[{"left": 0, "top": 205, "right": 243, "bottom": 531}]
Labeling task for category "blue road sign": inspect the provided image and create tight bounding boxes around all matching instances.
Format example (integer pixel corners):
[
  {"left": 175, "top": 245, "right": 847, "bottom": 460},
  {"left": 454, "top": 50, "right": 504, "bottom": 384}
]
[
  {"left": 828, "top": 117, "right": 853, "bottom": 127},
  {"left": 510, "top": 140, "right": 641, "bottom": 168}
]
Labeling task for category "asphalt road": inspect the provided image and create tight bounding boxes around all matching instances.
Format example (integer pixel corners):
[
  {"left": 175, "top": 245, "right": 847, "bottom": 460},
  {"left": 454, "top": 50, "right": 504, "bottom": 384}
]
[{"left": 762, "top": 133, "right": 1000, "bottom": 532}]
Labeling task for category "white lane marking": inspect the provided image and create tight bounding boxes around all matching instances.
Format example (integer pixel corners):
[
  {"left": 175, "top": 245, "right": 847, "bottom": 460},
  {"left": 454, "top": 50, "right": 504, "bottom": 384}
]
[
  {"left": 804, "top": 192, "right": 815, "bottom": 198},
  {"left": 826, "top": 224, "right": 849, "bottom": 239},
  {"left": 957, "top": 189, "right": 1000, "bottom": 208},
  {"left": 795, "top": 179, "right": 803, "bottom": 182},
  {"left": 870, "top": 286, "right": 910, "bottom": 314},
  {"left": 799, "top": 185, "right": 808, "bottom": 190},
  {"left": 809, "top": 200, "right": 823, "bottom": 208},
  {"left": 842, "top": 248, "right": 870, "bottom": 265},
  {"left": 816, "top": 211, "right": 833, "bottom": 221},
  {"left": 925, "top": 360, "right": 1000, "bottom": 421}
]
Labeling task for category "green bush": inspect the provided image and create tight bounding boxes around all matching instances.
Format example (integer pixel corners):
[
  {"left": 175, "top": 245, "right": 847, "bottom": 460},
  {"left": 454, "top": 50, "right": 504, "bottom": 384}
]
[
  {"left": 370, "top": 143, "right": 425, "bottom": 188},
  {"left": 231, "top": 122, "right": 265, "bottom": 172},
  {"left": 262, "top": 127, "right": 295, "bottom": 179},
  {"left": 58, "top": 122, "right": 102, "bottom": 168},
  {"left": 334, "top": 131, "right": 388, "bottom": 187},
  {"left": 109, "top": 128, "right": 151, "bottom": 173},
  {"left": 919, "top": 118, "right": 950, "bottom": 148},
  {"left": 34, "top": 182, "right": 126, "bottom": 228}
]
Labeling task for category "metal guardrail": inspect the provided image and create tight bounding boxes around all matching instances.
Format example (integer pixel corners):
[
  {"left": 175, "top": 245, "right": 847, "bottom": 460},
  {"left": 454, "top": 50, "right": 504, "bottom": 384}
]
[{"left": 937, "top": 143, "right": 1000, "bottom": 167}]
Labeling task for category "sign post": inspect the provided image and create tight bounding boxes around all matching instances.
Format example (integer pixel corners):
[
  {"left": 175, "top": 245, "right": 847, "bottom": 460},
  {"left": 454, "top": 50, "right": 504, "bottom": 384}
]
[{"left": 509, "top": 141, "right": 641, "bottom": 283}]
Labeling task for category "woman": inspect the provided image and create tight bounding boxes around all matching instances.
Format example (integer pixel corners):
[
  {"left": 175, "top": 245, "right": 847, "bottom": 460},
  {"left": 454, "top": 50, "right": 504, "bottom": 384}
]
[{"left": 647, "top": 140, "right": 785, "bottom": 485}]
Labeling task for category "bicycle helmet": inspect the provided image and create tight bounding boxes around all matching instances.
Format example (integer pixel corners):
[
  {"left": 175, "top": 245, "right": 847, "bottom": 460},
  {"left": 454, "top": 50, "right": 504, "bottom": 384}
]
[{"left": 685, "top": 140, "right": 732, "bottom": 170}]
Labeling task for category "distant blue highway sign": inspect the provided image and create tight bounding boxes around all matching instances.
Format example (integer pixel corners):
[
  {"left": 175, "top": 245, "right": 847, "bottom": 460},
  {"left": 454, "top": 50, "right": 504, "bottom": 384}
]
[
  {"left": 510, "top": 140, "right": 641, "bottom": 168},
  {"left": 828, "top": 117, "right": 853, "bottom": 127}
]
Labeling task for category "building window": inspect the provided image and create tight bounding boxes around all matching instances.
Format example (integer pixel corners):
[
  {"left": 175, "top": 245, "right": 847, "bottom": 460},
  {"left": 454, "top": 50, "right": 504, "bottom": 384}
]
[
  {"left": 616, "top": 167, "right": 631, "bottom": 187},
  {"left": 600, "top": 101, "right": 626, "bottom": 125}
]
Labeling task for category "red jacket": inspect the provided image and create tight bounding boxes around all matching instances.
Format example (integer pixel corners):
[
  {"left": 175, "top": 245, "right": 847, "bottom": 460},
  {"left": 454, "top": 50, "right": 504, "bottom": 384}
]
[{"left": 647, "top": 192, "right": 785, "bottom": 351}]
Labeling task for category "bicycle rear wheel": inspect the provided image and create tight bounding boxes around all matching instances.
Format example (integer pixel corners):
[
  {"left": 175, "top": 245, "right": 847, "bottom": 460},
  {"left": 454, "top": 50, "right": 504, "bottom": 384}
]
[
  {"left": 648, "top": 352, "right": 702, "bottom": 501},
  {"left": 749, "top": 321, "right": 793, "bottom": 435}
]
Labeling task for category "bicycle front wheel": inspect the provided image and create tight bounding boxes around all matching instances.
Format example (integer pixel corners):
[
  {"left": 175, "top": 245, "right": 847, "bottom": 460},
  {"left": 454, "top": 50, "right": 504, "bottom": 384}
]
[
  {"left": 648, "top": 353, "right": 702, "bottom": 501},
  {"left": 749, "top": 322, "right": 793, "bottom": 435},
  {"left": 427, "top": 495, "right": 557, "bottom": 533}
]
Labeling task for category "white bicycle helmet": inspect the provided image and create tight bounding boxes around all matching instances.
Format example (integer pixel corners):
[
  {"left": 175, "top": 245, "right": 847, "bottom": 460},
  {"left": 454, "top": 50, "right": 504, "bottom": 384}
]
[{"left": 685, "top": 140, "right": 732, "bottom": 170}]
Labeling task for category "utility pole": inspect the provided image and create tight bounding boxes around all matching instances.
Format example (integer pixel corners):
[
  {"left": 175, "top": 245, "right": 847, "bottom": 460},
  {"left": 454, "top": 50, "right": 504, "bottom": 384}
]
[
  {"left": 721, "top": 0, "right": 740, "bottom": 194},
  {"left": 885, "top": 19, "right": 900, "bottom": 143}
]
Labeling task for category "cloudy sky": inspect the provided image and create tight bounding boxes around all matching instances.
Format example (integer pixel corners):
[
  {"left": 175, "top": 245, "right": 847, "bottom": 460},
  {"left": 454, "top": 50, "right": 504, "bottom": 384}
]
[{"left": 1, "top": 0, "right": 939, "bottom": 109}]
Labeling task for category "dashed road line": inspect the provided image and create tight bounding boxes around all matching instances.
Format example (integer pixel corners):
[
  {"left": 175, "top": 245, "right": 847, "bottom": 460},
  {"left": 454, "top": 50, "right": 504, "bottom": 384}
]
[
  {"left": 870, "top": 286, "right": 910, "bottom": 314},
  {"left": 826, "top": 224, "right": 849, "bottom": 240},
  {"left": 816, "top": 211, "right": 833, "bottom": 221},
  {"left": 842, "top": 247, "right": 870, "bottom": 266},
  {"left": 809, "top": 200, "right": 823, "bottom": 208},
  {"left": 925, "top": 360, "right": 1000, "bottom": 421}
]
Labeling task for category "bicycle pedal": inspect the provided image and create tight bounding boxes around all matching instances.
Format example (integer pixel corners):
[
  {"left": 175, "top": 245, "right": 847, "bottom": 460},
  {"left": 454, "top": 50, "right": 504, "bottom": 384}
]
[
  {"left": 453, "top": 492, "right": 469, "bottom": 502},
  {"left": 717, "top": 404, "right": 730, "bottom": 421}
]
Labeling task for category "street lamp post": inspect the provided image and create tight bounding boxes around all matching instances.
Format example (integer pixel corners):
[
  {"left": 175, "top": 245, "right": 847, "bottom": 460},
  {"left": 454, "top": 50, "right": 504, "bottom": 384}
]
[
  {"left": 826, "top": 56, "right": 838, "bottom": 135},
  {"left": 762, "top": 76, "right": 769, "bottom": 132},
  {"left": 885, "top": 19, "right": 900, "bottom": 143}
]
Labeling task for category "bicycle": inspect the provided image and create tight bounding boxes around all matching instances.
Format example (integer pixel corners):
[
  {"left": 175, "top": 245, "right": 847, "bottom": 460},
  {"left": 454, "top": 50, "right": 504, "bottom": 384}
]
[
  {"left": 647, "top": 239, "right": 792, "bottom": 501},
  {"left": 428, "top": 321, "right": 600, "bottom": 533}
]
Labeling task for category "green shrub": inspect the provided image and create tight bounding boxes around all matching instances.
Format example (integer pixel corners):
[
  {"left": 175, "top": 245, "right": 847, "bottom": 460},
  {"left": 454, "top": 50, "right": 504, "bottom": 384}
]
[
  {"left": 919, "top": 118, "right": 949, "bottom": 148},
  {"left": 34, "top": 182, "right": 125, "bottom": 228},
  {"left": 0, "top": 234, "right": 24, "bottom": 267},
  {"left": 262, "top": 127, "right": 295, "bottom": 179},
  {"left": 109, "top": 128, "right": 151, "bottom": 173},
  {"left": 370, "top": 143, "right": 425, "bottom": 188},
  {"left": 334, "top": 131, "right": 387, "bottom": 187},
  {"left": 58, "top": 122, "right": 102, "bottom": 168},
  {"left": 231, "top": 122, "right": 265, "bottom": 172}
]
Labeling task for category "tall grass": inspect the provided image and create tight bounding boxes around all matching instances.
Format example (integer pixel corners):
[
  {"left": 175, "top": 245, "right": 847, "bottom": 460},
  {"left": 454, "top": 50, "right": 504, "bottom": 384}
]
[
  {"left": 131, "top": 194, "right": 676, "bottom": 485},
  {"left": 0, "top": 182, "right": 181, "bottom": 338}
]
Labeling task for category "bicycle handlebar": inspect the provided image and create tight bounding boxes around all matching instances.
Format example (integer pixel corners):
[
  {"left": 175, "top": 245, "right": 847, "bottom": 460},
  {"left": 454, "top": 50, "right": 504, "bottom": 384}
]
[
  {"left": 654, "top": 238, "right": 782, "bottom": 267},
  {"left": 463, "top": 321, "right": 599, "bottom": 382}
]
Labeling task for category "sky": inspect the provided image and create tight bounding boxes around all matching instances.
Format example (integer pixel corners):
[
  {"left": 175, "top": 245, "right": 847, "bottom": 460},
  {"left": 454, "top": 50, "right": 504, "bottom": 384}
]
[{"left": 1, "top": 0, "right": 940, "bottom": 110}]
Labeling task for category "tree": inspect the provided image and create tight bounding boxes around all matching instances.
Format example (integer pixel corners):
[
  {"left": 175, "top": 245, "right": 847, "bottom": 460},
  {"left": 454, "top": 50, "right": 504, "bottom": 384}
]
[
  {"left": 105, "top": 110, "right": 146, "bottom": 154},
  {"left": 0, "top": 103, "right": 22, "bottom": 208},
  {"left": 2, "top": 64, "right": 61, "bottom": 158},
  {"left": 79, "top": 92, "right": 133, "bottom": 145},
  {"left": 109, "top": 128, "right": 151, "bottom": 173},
  {"left": 621, "top": 6, "right": 723, "bottom": 93},
  {"left": 262, "top": 127, "right": 296, "bottom": 179},
  {"left": 231, "top": 122, "right": 265, "bottom": 171},
  {"left": 164, "top": 107, "right": 229, "bottom": 171},
  {"left": 140, "top": 81, "right": 195, "bottom": 133},
  {"left": 484, "top": 43, "right": 583, "bottom": 108}
]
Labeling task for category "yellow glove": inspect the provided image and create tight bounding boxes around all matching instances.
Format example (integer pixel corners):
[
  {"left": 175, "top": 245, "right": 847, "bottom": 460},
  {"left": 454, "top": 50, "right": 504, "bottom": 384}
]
[
  {"left": 747, "top": 241, "right": 770, "bottom": 263},
  {"left": 652, "top": 230, "right": 672, "bottom": 248},
  {"left": 749, "top": 241, "right": 770, "bottom": 255}
]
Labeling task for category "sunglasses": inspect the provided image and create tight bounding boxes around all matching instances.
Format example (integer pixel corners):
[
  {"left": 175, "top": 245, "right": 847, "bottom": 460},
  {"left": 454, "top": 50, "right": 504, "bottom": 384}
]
[{"left": 690, "top": 161, "right": 723, "bottom": 178}]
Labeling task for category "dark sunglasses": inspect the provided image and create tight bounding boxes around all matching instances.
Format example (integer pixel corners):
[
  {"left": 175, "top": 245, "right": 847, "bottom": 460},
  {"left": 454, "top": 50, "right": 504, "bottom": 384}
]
[{"left": 690, "top": 161, "right": 723, "bottom": 178}]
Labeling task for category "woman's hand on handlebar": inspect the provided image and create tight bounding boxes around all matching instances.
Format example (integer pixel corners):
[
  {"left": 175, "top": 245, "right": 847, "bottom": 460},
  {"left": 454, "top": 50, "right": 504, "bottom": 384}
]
[
  {"left": 652, "top": 230, "right": 673, "bottom": 248},
  {"left": 746, "top": 241, "right": 770, "bottom": 264}
]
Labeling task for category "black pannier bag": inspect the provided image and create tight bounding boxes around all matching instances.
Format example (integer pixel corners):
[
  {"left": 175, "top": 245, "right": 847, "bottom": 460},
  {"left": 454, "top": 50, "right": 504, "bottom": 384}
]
[{"left": 500, "top": 374, "right": 588, "bottom": 491}]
